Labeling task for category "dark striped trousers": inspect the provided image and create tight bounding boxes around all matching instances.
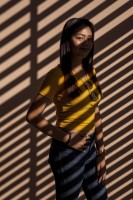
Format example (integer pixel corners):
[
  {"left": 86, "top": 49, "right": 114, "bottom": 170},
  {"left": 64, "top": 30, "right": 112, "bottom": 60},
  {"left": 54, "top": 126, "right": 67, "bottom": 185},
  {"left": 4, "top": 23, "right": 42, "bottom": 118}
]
[{"left": 48, "top": 135, "right": 108, "bottom": 200}]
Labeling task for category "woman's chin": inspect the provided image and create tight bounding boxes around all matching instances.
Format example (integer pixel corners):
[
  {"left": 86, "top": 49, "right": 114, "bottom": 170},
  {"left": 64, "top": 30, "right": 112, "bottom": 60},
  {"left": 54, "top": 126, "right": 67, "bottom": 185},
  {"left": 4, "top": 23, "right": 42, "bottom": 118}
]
[
  {"left": 79, "top": 52, "right": 89, "bottom": 58},
  {"left": 80, "top": 49, "right": 90, "bottom": 56}
]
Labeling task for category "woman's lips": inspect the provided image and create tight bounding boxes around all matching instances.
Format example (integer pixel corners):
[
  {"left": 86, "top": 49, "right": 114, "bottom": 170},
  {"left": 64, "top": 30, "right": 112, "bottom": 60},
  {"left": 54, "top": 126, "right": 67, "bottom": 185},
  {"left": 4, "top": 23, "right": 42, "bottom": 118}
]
[
  {"left": 80, "top": 47, "right": 89, "bottom": 50},
  {"left": 80, "top": 47, "right": 90, "bottom": 51}
]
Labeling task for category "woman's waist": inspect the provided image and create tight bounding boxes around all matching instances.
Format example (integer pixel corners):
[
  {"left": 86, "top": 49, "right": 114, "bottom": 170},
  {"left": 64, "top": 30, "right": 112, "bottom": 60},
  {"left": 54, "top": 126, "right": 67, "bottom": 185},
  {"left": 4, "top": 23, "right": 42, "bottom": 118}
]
[
  {"left": 56, "top": 125, "right": 96, "bottom": 135},
  {"left": 56, "top": 121, "right": 96, "bottom": 135},
  {"left": 51, "top": 129, "right": 96, "bottom": 150}
]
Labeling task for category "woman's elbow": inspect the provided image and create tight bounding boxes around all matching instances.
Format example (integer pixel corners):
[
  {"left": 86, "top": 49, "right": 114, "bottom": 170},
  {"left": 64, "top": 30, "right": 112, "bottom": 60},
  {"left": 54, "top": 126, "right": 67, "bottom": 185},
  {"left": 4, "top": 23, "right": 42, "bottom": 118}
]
[
  {"left": 26, "top": 107, "right": 43, "bottom": 125},
  {"left": 26, "top": 110, "right": 38, "bottom": 124},
  {"left": 26, "top": 94, "right": 48, "bottom": 123},
  {"left": 26, "top": 111, "right": 33, "bottom": 123}
]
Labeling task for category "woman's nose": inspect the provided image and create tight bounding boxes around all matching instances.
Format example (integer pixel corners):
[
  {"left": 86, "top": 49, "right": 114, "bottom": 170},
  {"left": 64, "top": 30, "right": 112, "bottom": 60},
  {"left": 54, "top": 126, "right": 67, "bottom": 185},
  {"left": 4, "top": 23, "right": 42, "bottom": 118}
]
[
  {"left": 82, "top": 39, "right": 93, "bottom": 47},
  {"left": 82, "top": 40, "right": 89, "bottom": 47},
  {"left": 82, "top": 41, "right": 89, "bottom": 47}
]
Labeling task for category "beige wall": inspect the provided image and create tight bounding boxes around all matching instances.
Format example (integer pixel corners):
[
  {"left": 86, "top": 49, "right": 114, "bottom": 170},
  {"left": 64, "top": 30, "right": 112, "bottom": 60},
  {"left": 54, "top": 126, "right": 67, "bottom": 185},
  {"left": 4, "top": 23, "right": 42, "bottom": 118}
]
[{"left": 1, "top": 0, "right": 132, "bottom": 199}]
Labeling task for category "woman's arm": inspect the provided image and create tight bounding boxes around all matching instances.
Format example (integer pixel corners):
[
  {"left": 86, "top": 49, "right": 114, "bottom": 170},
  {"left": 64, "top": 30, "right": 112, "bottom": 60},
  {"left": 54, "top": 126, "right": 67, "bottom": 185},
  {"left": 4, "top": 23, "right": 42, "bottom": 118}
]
[
  {"left": 26, "top": 94, "right": 88, "bottom": 150},
  {"left": 95, "top": 106, "right": 106, "bottom": 183},
  {"left": 94, "top": 106, "right": 105, "bottom": 152},
  {"left": 26, "top": 94, "right": 69, "bottom": 143}
]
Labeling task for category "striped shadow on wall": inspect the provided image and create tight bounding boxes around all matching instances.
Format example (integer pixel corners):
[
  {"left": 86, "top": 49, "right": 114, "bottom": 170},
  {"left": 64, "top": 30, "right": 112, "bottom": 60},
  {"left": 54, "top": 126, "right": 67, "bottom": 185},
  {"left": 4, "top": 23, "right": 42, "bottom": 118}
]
[{"left": 1, "top": 0, "right": 132, "bottom": 199}]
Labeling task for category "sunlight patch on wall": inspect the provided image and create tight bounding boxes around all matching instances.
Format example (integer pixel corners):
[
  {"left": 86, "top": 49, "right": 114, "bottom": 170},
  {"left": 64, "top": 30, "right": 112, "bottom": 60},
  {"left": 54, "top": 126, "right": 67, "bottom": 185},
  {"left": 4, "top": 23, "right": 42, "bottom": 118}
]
[
  {"left": 1, "top": 29, "right": 31, "bottom": 57},
  {"left": 1, "top": 138, "right": 30, "bottom": 162},
  {"left": 108, "top": 175, "right": 132, "bottom": 195},
  {"left": 1, "top": 62, "right": 31, "bottom": 89},
  {"left": 1, "top": 178, "right": 30, "bottom": 200},
  {"left": 1, "top": 13, "right": 30, "bottom": 41},
  {"left": 1, "top": 0, "right": 30, "bottom": 24},
  {"left": 1, "top": 149, "right": 30, "bottom": 172},
  {"left": 1, "top": 78, "right": 30, "bottom": 104},
  {"left": 94, "top": 30, "right": 132, "bottom": 60},
  {"left": 0, "top": 0, "right": 11, "bottom": 7},
  {"left": 104, "top": 120, "right": 132, "bottom": 141},
  {"left": 91, "top": 0, "right": 129, "bottom": 25},
  {"left": 1, "top": 100, "right": 30, "bottom": 123},
  {"left": 95, "top": 7, "right": 132, "bottom": 40},
  {"left": 1, "top": 159, "right": 30, "bottom": 182},
  {"left": 95, "top": 40, "right": 132, "bottom": 70},
  {"left": 1, "top": 45, "right": 31, "bottom": 73}
]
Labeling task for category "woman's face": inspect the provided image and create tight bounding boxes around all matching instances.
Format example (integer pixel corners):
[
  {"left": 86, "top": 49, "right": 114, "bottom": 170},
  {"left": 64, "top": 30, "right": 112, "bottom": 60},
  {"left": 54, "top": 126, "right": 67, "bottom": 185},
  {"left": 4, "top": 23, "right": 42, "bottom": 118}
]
[{"left": 70, "top": 25, "right": 93, "bottom": 59}]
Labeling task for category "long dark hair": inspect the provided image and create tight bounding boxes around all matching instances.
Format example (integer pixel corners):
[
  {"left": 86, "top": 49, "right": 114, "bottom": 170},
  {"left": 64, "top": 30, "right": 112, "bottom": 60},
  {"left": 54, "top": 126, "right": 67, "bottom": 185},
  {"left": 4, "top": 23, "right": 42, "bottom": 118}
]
[{"left": 60, "top": 17, "right": 102, "bottom": 98}]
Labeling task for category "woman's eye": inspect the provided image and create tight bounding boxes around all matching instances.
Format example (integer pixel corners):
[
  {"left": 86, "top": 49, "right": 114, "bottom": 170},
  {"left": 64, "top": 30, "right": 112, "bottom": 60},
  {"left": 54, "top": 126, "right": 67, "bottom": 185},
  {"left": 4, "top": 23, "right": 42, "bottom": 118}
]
[{"left": 77, "top": 37, "right": 83, "bottom": 40}]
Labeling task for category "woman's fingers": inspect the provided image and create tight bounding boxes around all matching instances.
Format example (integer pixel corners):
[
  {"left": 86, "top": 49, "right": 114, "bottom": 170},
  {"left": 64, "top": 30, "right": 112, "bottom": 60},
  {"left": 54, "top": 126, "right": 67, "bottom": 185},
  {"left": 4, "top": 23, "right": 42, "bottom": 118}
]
[
  {"left": 67, "top": 130, "right": 92, "bottom": 151},
  {"left": 96, "top": 155, "right": 106, "bottom": 183},
  {"left": 99, "top": 172, "right": 106, "bottom": 183},
  {"left": 79, "top": 134, "right": 92, "bottom": 151},
  {"left": 98, "top": 165, "right": 106, "bottom": 183}
]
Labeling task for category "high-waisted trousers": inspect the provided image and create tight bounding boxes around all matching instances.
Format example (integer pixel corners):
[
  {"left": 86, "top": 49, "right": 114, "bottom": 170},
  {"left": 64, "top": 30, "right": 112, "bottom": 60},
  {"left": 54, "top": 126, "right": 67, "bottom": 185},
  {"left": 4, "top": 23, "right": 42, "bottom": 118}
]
[{"left": 48, "top": 134, "right": 108, "bottom": 200}]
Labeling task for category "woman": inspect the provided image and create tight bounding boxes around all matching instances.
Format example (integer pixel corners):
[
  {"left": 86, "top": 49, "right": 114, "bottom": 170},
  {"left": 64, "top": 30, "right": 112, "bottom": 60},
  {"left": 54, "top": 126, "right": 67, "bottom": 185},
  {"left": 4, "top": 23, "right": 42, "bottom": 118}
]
[{"left": 26, "top": 18, "right": 108, "bottom": 200}]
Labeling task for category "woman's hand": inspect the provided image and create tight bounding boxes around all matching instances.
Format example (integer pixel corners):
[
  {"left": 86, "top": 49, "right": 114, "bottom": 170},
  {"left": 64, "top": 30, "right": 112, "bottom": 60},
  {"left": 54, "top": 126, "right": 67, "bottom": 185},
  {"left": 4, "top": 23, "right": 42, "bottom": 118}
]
[
  {"left": 67, "top": 130, "right": 90, "bottom": 151},
  {"left": 96, "top": 153, "right": 106, "bottom": 183}
]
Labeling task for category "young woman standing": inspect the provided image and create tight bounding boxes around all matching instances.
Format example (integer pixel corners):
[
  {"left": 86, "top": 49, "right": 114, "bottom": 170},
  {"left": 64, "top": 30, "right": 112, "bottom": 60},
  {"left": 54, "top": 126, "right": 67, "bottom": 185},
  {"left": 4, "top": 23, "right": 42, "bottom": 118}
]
[{"left": 26, "top": 18, "right": 108, "bottom": 200}]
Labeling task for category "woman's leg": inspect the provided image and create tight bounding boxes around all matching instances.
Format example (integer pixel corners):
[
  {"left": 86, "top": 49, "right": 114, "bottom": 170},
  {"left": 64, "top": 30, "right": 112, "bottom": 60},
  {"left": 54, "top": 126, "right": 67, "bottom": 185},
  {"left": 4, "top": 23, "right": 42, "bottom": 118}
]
[
  {"left": 48, "top": 139, "right": 86, "bottom": 200},
  {"left": 82, "top": 146, "right": 108, "bottom": 200}
]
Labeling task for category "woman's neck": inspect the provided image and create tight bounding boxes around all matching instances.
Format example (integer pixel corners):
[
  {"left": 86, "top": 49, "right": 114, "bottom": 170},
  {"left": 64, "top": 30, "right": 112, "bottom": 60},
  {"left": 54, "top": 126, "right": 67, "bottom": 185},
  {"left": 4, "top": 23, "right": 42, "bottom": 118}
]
[
  {"left": 72, "top": 65, "right": 83, "bottom": 74},
  {"left": 71, "top": 58, "right": 83, "bottom": 72}
]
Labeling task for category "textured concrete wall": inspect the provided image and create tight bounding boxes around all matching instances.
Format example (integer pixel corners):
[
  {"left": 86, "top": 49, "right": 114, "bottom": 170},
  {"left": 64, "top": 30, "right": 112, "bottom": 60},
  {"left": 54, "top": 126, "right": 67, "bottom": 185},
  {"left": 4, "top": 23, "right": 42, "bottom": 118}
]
[{"left": 1, "top": 0, "right": 132, "bottom": 199}]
